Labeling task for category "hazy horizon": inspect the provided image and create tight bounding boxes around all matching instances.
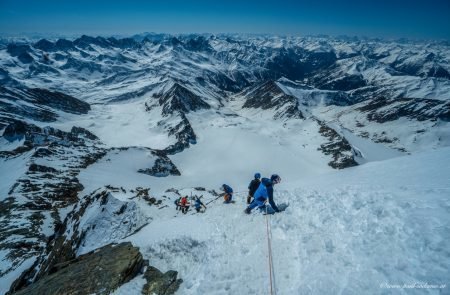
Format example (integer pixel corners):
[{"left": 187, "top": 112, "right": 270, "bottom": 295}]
[{"left": 1, "top": 0, "right": 449, "bottom": 41}]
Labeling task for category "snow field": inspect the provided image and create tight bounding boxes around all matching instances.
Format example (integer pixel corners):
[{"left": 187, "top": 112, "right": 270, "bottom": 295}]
[{"left": 113, "top": 147, "right": 450, "bottom": 294}]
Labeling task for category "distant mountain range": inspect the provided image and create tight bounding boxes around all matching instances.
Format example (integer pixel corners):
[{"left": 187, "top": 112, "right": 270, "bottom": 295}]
[{"left": 1, "top": 33, "right": 449, "bottom": 294}]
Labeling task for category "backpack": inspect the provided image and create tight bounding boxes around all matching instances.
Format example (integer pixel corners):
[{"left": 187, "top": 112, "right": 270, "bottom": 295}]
[{"left": 248, "top": 179, "right": 260, "bottom": 196}]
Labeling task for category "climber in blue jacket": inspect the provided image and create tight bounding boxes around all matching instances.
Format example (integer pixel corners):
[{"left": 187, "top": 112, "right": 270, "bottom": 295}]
[
  {"left": 222, "top": 184, "right": 234, "bottom": 203},
  {"left": 245, "top": 174, "right": 281, "bottom": 214}
]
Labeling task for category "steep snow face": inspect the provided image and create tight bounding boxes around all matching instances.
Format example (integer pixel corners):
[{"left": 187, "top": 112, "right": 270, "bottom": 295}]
[
  {"left": 74, "top": 192, "right": 148, "bottom": 256},
  {"left": 114, "top": 147, "right": 450, "bottom": 295}
]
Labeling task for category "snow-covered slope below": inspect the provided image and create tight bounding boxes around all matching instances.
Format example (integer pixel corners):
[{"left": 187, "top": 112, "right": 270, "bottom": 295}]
[{"left": 110, "top": 146, "right": 450, "bottom": 295}]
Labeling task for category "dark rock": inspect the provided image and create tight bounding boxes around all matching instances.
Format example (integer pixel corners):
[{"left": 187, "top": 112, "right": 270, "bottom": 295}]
[
  {"left": 2, "top": 120, "right": 28, "bottom": 140},
  {"left": 26, "top": 88, "right": 91, "bottom": 115},
  {"left": 138, "top": 157, "right": 181, "bottom": 177},
  {"left": 0, "top": 86, "right": 91, "bottom": 126},
  {"left": 70, "top": 126, "right": 98, "bottom": 140},
  {"left": 314, "top": 73, "right": 367, "bottom": 91},
  {"left": 163, "top": 113, "right": 198, "bottom": 154},
  {"left": 243, "top": 80, "right": 304, "bottom": 119},
  {"left": 28, "top": 163, "right": 58, "bottom": 173},
  {"left": 74, "top": 35, "right": 112, "bottom": 49},
  {"left": 0, "top": 87, "right": 58, "bottom": 122},
  {"left": 32, "top": 147, "right": 54, "bottom": 158},
  {"left": 142, "top": 266, "right": 183, "bottom": 295},
  {"left": 427, "top": 65, "right": 450, "bottom": 79},
  {"left": 265, "top": 48, "right": 336, "bottom": 81},
  {"left": 316, "top": 120, "right": 358, "bottom": 169},
  {"left": 0, "top": 121, "right": 106, "bottom": 286},
  {"left": 153, "top": 83, "right": 210, "bottom": 116},
  {"left": 107, "top": 37, "right": 139, "bottom": 49},
  {"left": 358, "top": 97, "right": 450, "bottom": 123},
  {"left": 34, "top": 39, "right": 55, "bottom": 51},
  {"left": 7, "top": 43, "right": 31, "bottom": 57},
  {"left": 18, "top": 52, "right": 34, "bottom": 64},
  {"left": 184, "top": 36, "right": 212, "bottom": 52},
  {"left": 7, "top": 44, "right": 34, "bottom": 63},
  {"left": 54, "top": 39, "right": 75, "bottom": 51},
  {"left": 12, "top": 243, "right": 145, "bottom": 295},
  {"left": 61, "top": 56, "right": 103, "bottom": 73}
]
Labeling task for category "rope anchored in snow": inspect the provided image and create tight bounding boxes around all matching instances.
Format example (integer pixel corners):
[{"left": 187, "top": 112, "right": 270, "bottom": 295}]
[{"left": 265, "top": 205, "right": 275, "bottom": 295}]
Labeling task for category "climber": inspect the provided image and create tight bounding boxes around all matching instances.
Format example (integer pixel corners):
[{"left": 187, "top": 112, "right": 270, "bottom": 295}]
[
  {"left": 245, "top": 174, "right": 281, "bottom": 214},
  {"left": 174, "top": 197, "right": 182, "bottom": 210},
  {"left": 247, "top": 172, "right": 261, "bottom": 204},
  {"left": 222, "top": 184, "right": 234, "bottom": 203},
  {"left": 194, "top": 197, "right": 207, "bottom": 213},
  {"left": 180, "top": 196, "right": 190, "bottom": 214}
]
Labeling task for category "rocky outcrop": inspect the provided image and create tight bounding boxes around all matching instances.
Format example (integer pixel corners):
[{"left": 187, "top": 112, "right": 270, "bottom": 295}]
[
  {"left": 242, "top": 80, "right": 304, "bottom": 119},
  {"left": 0, "top": 121, "right": 106, "bottom": 286},
  {"left": 13, "top": 243, "right": 145, "bottom": 295},
  {"left": 153, "top": 83, "right": 211, "bottom": 116},
  {"left": 11, "top": 242, "right": 182, "bottom": 295},
  {"left": 142, "top": 266, "right": 183, "bottom": 295},
  {"left": 6, "top": 44, "right": 34, "bottom": 63},
  {"left": 7, "top": 189, "right": 148, "bottom": 293},
  {"left": 313, "top": 72, "right": 367, "bottom": 91},
  {"left": 357, "top": 97, "right": 450, "bottom": 123},
  {"left": 163, "top": 112, "right": 198, "bottom": 155},
  {"left": 0, "top": 86, "right": 90, "bottom": 124},
  {"left": 265, "top": 48, "right": 337, "bottom": 81},
  {"left": 138, "top": 157, "right": 181, "bottom": 177},
  {"left": 316, "top": 120, "right": 358, "bottom": 169}
]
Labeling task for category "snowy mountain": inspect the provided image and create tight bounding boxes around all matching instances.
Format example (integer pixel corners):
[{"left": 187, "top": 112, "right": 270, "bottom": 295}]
[{"left": 0, "top": 34, "right": 449, "bottom": 294}]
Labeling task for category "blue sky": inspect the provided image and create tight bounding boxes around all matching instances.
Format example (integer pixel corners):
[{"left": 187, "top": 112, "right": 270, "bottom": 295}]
[{"left": 0, "top": 0, "right": 449, "bottom": 39}]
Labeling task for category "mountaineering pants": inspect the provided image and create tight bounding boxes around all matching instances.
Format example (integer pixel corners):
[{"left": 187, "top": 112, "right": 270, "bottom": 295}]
[{"left": 248, "top": 197, "right": 266, "bottom": 210}]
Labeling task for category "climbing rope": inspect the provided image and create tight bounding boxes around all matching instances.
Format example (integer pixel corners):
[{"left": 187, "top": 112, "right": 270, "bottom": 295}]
[{"left": 265, "top": 205, "right": 275, "bottom": 295}]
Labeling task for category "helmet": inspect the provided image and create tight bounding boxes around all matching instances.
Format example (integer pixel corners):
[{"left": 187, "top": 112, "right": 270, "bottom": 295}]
[
  {"left": 254, "top": 173, "right": 261, "bottom": 179},
  {"left": 271, "top": 174, "right": 281, "bottom": 184}
]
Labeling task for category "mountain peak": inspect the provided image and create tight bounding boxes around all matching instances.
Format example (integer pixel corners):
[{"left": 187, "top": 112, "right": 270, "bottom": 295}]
[
  {"left": 153, "top": 82, "right": 211, "bottom": 116},
  {"left": 242, "top": 80, "right": 304, "bottom": 119}
]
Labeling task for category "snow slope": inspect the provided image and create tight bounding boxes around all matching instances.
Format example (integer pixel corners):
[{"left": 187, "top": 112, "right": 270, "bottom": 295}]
[
  {"left": 73, "top": 103, "right": 449, "bottom": 294},
  {"left": 109, "top": 147, "right": 450, "bottom": 295},
  {"left": 78, "top": 107, "right": 334, "bottom": 197}
]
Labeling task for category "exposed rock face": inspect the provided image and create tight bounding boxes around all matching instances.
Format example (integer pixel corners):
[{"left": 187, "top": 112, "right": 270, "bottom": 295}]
[
  {"left": 138, "top": 157, "right": 181, "bottom": 177},
  {"left": 6, "top": 44, "right": 34, "bottom": 63},
  {"left": 242, "top": 80, "right": 304, "bottom": 119},
  {"left": 153, "top": 83, "right": 210, "bottom": 116},
  {"left": 313, "top": 72, "right": 367, "bottom": 91},
  {"left": 12, "top": 243, "right": 145, "bottom": 295},
  {"left": 0, "top": 86, "right": 91, "bottom": 124},
  {"left": 316, "top": 120, "right": 358, "bottom": 169},
  {"left": 6, "top": 189, "right": 148, "bottom": 293},
  {"left": 142, "top": 266, "right": 183, "bottom": 295},
  {"left": 164, "top": 112, "right": 198, "bottom": 154},
  {"left": 265, "top": 48, "right": 337, "bottom": 81},
  {"left": 0, "top": 121, "right": 106, "bottom": 285},
  {"left": 357, "top": 97, "right": 450, "bottom": 123}
]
